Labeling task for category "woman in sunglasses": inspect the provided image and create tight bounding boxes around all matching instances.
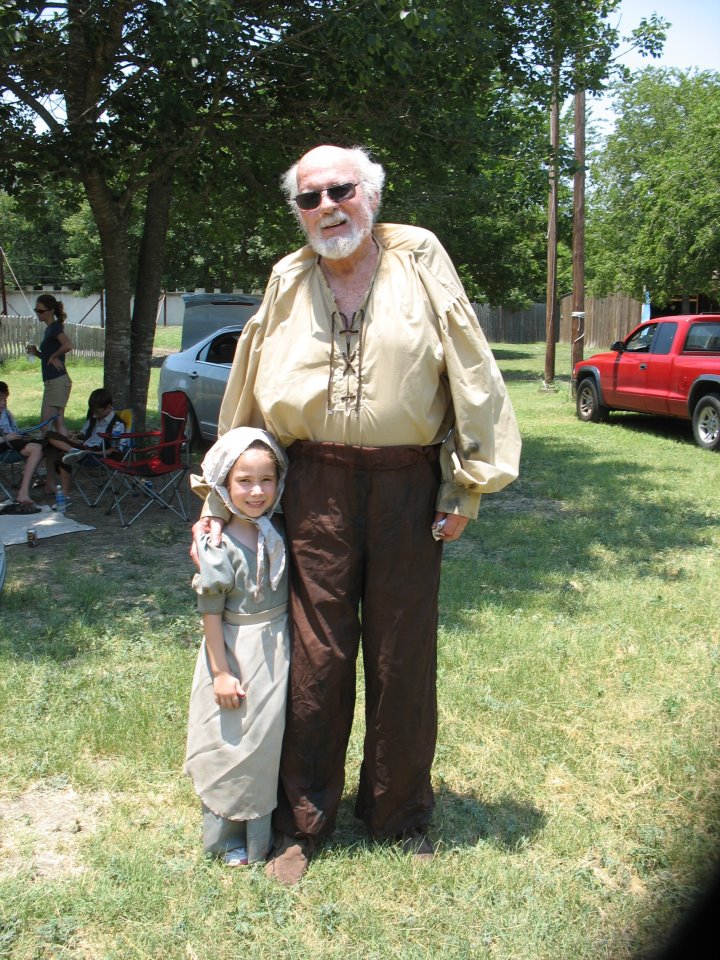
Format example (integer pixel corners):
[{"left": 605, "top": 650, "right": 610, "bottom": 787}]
[{"left": 27, "top": 294, "right": 73, "bottom": 439}]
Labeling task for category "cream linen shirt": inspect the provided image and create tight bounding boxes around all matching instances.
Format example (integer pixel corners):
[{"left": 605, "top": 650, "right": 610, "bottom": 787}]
[{"left": 213, "top": 223, "right": 521, "bottom": 519}]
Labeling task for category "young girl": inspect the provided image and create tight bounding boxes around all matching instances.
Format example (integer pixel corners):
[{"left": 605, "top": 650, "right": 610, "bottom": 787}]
[{"left": 185, "top": 427, "right": 290, "bottom": 867}]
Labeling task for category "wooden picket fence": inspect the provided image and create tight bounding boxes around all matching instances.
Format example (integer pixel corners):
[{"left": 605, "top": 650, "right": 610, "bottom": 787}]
[
  {"left": 0, "top": 315, "right": 106, "bottom": 361},
  {"left": 473, "top": 303, "right": 547, "bottom": 343},
  {"left": 473, "top": 295, "right": 641, "bottom": 347}
]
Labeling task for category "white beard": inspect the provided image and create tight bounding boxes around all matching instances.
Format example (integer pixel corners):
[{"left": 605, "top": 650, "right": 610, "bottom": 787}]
[{"left": 307, "top": 207, "right": 373, "bottom": 260}]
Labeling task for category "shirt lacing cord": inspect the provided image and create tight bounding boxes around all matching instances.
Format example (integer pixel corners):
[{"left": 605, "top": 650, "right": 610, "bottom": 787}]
[{"left": 327, "top": 309, "right": 365, "bottom": 416}]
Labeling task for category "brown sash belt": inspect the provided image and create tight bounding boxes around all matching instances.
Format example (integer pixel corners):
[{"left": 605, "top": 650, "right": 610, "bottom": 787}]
[{"left": 287, "top": 439, "right": 441, "bottom": 471}]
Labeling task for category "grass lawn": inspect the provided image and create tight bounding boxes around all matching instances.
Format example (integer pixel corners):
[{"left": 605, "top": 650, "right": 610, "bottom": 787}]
[{"left": 1, "top": 337, "right": 718, "bottom": 959}]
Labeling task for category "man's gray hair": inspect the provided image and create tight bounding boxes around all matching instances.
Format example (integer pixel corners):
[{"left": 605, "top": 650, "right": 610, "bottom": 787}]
[{"left": 281, "top": 146, "right": 386, "bottom": 210}]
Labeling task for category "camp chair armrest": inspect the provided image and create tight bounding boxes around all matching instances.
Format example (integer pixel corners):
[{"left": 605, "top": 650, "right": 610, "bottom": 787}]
[
  {"left": 98, "top": 428, "right": 159, "bottom": 441},
  {"left": 123, "top": 437, "right": 185, "bottom": 460}
]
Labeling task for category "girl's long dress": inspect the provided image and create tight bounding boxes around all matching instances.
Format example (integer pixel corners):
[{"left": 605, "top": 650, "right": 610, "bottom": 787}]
[{"left": 185, "top": 529, "right": 289, "bottom": 836}]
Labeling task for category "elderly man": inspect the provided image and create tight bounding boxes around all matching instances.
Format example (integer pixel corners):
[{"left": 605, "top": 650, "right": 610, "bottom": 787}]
[{"left": 198, "top": 144, "right": 521, "bottom": 884}]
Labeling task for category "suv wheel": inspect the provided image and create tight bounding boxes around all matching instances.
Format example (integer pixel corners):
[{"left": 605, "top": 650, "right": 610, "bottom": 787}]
[
  {"left": 692, "top": 394, "right": 720, "bottom": 451},
  {"left": 576, "top": 379, "right": 609, "bottom": 423}
]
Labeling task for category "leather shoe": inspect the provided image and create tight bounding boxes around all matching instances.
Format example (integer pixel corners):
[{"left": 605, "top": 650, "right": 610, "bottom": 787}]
[
  {"left": 399, "top": 828, "right": 435, "bottom": 861},
  {"left": 264, "top": 833, "right": 310, "bottom": 885}
]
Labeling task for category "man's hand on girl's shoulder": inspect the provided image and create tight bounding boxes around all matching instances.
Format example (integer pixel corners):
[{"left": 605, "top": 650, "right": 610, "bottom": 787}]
[{"left": 189, "top": 516, "right": 225, "bottom": 568}]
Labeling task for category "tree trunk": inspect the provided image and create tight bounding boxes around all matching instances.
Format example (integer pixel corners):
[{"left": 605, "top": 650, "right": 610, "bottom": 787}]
[
  {"left": 130, "top": 175, "right": 173, "bottom": 430},
  {"left": 83, "top": 170, "right": 133, "bottom": 411}
]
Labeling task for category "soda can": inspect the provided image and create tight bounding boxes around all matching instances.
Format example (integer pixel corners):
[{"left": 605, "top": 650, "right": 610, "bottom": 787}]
[{"left": 27, "top": 528, "right": 38, "bottom": 548}]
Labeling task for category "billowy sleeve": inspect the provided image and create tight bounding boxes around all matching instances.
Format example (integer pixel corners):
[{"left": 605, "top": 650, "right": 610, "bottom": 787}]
[
  {"left": 192, "top": 534, "right": 237, "bottom": 614},
  {"left": 436, "top": 300, "right": 521, "bottom": 518},
  {"left": 413, "top": 233, "right": 521, "bottom": 518}
]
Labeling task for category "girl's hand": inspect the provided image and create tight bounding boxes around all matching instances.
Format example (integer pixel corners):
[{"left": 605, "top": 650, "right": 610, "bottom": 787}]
[
  {"left": 49, "top": 356, "right": 64, "bottom": 370},
  {"left": 213, "top": 671, "right": 246, "bottom": 709}
]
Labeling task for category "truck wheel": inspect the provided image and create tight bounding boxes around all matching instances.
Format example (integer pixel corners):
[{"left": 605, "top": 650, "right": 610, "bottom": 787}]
[
  {"left": 692, "top": 394, "right": 720, "bottom": 451},
  {"left": 576, "top": 379, "right": 609, "bottom": 423}
]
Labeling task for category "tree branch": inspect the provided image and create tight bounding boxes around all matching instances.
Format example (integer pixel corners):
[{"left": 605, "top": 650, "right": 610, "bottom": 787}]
[{"left": 1, "top": 76, "right": 63, "bottom": 132}]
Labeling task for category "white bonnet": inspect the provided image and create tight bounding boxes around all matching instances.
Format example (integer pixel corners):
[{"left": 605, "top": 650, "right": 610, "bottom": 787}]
[{"left": 200, "top": 426, "right": 288, "bottom": 520}]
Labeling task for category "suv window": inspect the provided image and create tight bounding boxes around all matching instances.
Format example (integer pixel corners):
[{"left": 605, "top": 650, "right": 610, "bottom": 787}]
[
  {"left": 650, "top": 322, "right": 677, "bottom": 355},
  {"left": 683, "top": 322, "right": 720, "bottom": 352}
]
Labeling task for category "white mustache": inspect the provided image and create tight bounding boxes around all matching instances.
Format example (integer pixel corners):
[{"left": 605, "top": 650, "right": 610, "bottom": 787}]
[{"left": 319, "top": 213, "right": 347, "bottom": 228}]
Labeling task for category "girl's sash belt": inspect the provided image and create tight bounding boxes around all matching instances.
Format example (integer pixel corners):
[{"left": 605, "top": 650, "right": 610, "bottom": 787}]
[{"left": 222, "top": 604, "right": 286, "bottom": 625}]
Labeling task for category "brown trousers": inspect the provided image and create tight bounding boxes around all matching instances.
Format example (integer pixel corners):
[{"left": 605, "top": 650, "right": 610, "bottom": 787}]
[{"left": 274, "top": 440, "right": 443, "bottom": 846}]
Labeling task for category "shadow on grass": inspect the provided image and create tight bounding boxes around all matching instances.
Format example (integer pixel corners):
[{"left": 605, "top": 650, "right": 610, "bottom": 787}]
[
  {"left": 490, "top": 348, "right": 538, "bottom": 362},
  {"left": 440, "top": 431, "right": 716, "bottom": 623},
  {"left": 317, "top": 790, "right": 546, "bottom": 855},
  {"left": 606, "top": 411, "right": 695, "bottom": 447},
  {"left": 435, "top": 788, "right": 546, "bottom": 851},
  {"left": 498, "top": 368, "right": 546, "bottom": 382},
  {"left": 502, "top": 369, "right": 574, "bottom": 383}
]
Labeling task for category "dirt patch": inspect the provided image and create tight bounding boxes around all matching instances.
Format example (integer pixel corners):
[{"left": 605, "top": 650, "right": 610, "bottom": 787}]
[
  {"left": 0, "top": 784, "right": 110, "bottom": 878},
  {"left": 150, "top": 347, "right": 176, "bottom": 367}
]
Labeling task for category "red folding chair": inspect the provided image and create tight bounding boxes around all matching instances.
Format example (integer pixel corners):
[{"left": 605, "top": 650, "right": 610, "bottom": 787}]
[{"left": 98, "top": 392, "right": 190, "bottom": 527}]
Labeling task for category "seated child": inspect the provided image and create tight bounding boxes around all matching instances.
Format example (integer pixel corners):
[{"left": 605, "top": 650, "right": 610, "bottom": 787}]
[
  {"left": 0, "top": 380, "right": 44, "bottom": 510},
  {"left": 44, "top": 387, "right": 125, "bottom": 501},
  {"left": 185, "top": 427, "right": 290, "bottom": 867}
]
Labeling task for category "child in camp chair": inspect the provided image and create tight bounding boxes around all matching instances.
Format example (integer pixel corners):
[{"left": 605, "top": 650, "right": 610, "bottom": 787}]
[
  {"left": 44, "top": 387, "right": 125, "bottom": 505},
  {"left": 0, "top": 380, "right": 45, "bottom": 513}
]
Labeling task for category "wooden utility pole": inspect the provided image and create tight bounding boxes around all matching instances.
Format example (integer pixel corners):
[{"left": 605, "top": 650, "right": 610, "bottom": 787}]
[
  {"left": 571, "top": 89, "right": 586, "bottom": 372},
  {"left": 0, "top": 249, "right": 8, "bottom": 315},
  {"left": 543, "top": 84, "right": 560, "bottom": 386}
]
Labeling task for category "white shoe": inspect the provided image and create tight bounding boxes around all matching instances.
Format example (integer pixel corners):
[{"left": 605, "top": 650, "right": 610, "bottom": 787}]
[
  {"left": 62, "top": 449, "right": 89, "bottom": 465},
  {"left": 222, "top": 847, "right": 248, "bottom": 867}
]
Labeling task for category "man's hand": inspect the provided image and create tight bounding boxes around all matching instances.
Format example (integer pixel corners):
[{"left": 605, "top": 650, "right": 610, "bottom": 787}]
[
  {"left": 432, "top": 512, "right": 469, "bottom": 542},
  {"left": 189, "top": 515, "right": 225, "bottom": 568}
]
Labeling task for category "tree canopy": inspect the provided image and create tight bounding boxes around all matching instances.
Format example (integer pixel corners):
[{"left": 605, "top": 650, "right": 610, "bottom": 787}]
[
  {"left": 1, "top": 0, "right": 643, "bottom": 421},
  {"left": 587, "top": 67, "right": 720, "bottom": 309}
]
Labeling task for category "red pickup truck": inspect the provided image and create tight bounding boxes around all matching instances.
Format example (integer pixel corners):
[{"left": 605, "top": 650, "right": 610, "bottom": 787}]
[{"left": 573, "top": 314, "right": 720, "bottom": 450}]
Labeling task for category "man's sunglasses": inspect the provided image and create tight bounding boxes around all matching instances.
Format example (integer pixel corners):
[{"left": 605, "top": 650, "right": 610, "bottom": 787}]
[{"left": 294, "top": 181, "right": 362, "bottom": 211}]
